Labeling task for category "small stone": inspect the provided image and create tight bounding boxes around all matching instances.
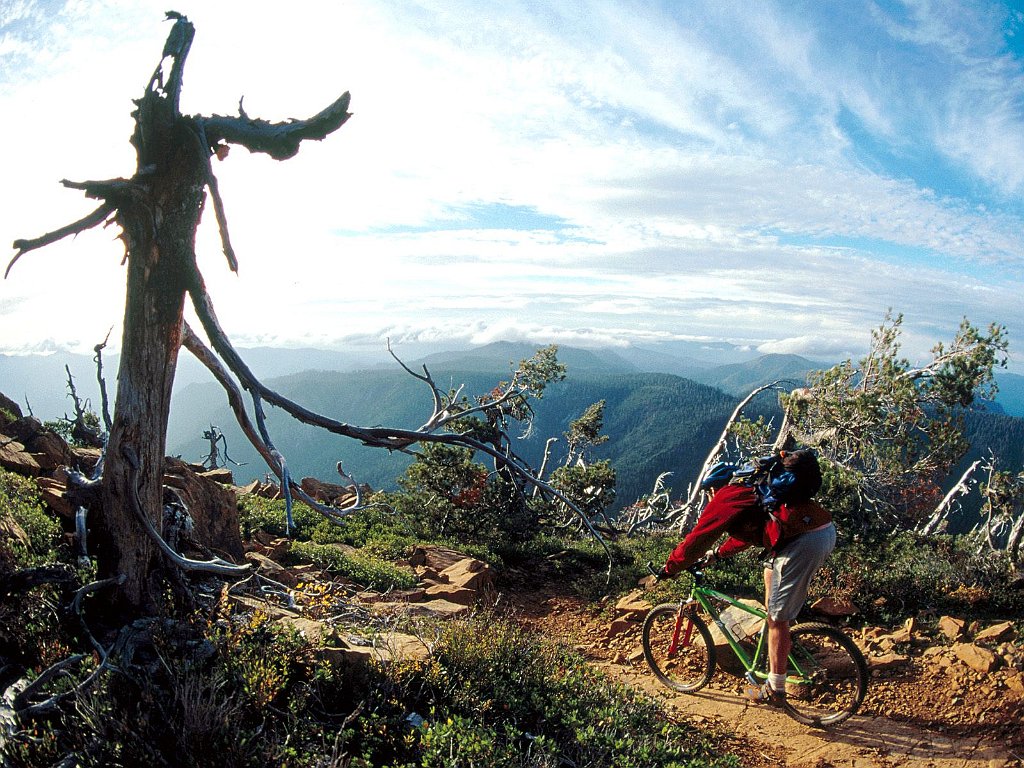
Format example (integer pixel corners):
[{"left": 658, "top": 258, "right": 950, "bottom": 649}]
[
  {"left": 975, "top": 621, "right": 1015, "bottom": 644},
  {"left": 811, "top": 596, "right": 859, "bottom": 616},
  {"left": 614, "top": 589, "right": 653, "bottom": 618},
  {"left": 953, "top": 642, "right": 999, "bottom": 674},
  {"left": 938, "top": 616, "right": 966, "bottom": 641},
  {"left": 439, "top": 557, "right": 494, "bottom": 592},
  {"left": 1004, "top": 673, "right": 1024, "bottom": 695},
  {"left": 887, "top": 616, "right": 916, "bottom": 644},
  {"left": 423, "top": 584, "right": 477, "bottom": 606},
  {"left": 869, "top": 652, "right": 911, "bottom": 672},
  {"left": 605, "top": 618, "right": 633, "bottom": 639}
]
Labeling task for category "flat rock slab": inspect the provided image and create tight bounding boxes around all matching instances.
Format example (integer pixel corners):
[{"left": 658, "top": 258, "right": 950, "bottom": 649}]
[{"left": 371, "top": 599, "right": 471, "bottom": 619}]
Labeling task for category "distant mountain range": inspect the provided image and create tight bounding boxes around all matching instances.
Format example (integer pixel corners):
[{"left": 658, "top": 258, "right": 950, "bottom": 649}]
[
  {"left": 3, "top": 341, "right": 1024, "bottom": 511},
  {"left": 164, "top": 367, "right": 740, "bottom": 506}
]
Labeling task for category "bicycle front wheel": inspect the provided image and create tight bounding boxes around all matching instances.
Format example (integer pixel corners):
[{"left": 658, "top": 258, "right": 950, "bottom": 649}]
[
  {"left": 642, "top": 604, "right": 716, "bottom": 692},
  {"left": 782, "top": 623, "right": 868, "bottom": 727}
]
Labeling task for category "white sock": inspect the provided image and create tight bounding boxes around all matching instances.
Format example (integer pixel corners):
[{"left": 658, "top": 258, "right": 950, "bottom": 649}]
[{"left": 769, "top": 673, "right": 787, "bottom": 691}]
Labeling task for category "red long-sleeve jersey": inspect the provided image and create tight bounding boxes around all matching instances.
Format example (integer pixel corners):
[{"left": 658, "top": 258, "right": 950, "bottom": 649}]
[{"left": 664, "top": 484, "right": 768, "bottom": 575}]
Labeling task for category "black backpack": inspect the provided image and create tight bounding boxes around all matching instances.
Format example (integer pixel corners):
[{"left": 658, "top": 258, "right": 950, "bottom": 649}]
[{"left": 735, "top": 449, "right": 823, "bottom": 510}]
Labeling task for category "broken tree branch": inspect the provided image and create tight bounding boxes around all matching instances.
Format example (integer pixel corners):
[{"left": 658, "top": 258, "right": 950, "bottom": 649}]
[
  {"left": 182, "top": 323, "right": 379, "bottom": 524},
  {"left": 191, "top": 119, "right": 237, "bottom": 272},
  {"left": 919, "top": 459, "right": 981, "bottom": 535},
  {"left": 93, "top": 329, "right": 114, "bottom": 433},
  {"left": 184, "top": 283, "right": 613, "bottom": 571},
  {"left": 7, "top": 204, "right": 114, "bottom": 277},
  {"left": 664, "top": 381, "right": 785, "bottom": 530},
  {"left": 200, "top": 92, "right": 352, "bottom": 161}
]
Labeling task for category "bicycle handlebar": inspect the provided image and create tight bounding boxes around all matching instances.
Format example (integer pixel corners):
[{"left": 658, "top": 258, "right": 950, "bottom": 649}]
[{"left": 645, "top": 560, "right": 707, "bottom": 582}]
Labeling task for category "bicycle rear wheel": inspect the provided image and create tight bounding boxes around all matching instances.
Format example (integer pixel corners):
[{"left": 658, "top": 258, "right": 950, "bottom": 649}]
[
  {"left": 642, "top": 604, "right": 716, "bottom": 692},
  {"left": 782, "top": 623, "right": 868, "bottom": 727}
]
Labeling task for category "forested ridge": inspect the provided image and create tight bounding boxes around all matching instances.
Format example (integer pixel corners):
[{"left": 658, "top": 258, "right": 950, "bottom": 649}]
[
  {"left": 165, "top": 355, "right": 1024, "bottom": 512},
  {"left": 166, "top": 367, "right": 748, "bottom": 504}
]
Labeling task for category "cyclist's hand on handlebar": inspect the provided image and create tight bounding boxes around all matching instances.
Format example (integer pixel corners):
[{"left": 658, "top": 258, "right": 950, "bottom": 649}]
[
  {"left": 644, "top": 561, "right": 673, "bottom": 581},
  {"left": 693, "top": 551, "right": 719, "bottom": 570}
]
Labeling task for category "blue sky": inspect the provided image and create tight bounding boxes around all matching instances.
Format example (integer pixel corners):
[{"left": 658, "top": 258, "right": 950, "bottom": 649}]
[{"left": 1, "top": 0, "right": 1022, "bottom": 373}]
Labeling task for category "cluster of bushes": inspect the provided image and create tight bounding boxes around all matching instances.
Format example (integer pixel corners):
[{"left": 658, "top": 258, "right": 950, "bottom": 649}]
[
  {"left": 240, "top": 458, "right": 1024, "bottom": 628},
  {"left": 238, "top": 495, "right": 419, "bottom": 591},
  {"left": 5, "top": 606, "right": 741, "bottom": 767},
  {"left": 815, "top": 530, "right": 1023, "bottom": 622},
  {"left": 0, "top": 469, "right": 80, "bottom": 681},
  {"left": 0, "top": 467, "right": 65, "bottom": 569}
]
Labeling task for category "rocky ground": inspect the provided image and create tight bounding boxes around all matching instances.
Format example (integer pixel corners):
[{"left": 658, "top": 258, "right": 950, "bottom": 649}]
[
  {"left": 250, "top": 540, "right": 1024, "bottom": 768},
  {"left": 3, "top": 400, "right": 1022, "bottom": 768},
  {"left": 506, "top": 568, "right": 1024, "bottom": 768}
]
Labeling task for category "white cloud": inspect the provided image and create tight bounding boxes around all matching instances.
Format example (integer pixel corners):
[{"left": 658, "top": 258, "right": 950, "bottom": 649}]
[{"left": 1, "top": 0, "right": 1022, "bottom": 373}]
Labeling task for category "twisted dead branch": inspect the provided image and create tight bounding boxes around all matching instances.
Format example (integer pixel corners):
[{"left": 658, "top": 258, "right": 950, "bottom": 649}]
[
  {"left": 644, "top": 381, "right": 785, "bottom": 532},
  {"left": 120, "top": 444, "right": 252, "bottom": 577},
  {"left": 182, "top": 277, "right": 613, "bottom": 568}
]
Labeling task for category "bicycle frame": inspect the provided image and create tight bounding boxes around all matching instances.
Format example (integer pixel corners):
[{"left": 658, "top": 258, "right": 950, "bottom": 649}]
[
  {"left": 670, "top": 577, "right": 819, "bottom": 688},
  {"left": 674, "top": 582, "right": 770, "bottom": 683}
]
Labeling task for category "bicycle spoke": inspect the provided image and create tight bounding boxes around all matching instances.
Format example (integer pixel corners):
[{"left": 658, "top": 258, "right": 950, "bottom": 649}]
[
  {"left": 642, "top": 605, "right": 715, "bottom": 692},
  {"left": 783, "top": 624, "right": 867, "bottom": 726}
]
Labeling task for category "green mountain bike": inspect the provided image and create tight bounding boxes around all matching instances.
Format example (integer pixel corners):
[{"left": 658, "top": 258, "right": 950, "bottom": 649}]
[{"left": 642, "top": 562, "right": 868, "bottom": 727}]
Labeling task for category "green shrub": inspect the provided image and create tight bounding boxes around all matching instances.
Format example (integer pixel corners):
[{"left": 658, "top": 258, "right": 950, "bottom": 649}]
[
  {"left": 6, "top": 611, "right": 323, "bottom": 767},
  {"left": 288, "top": 541, "right": 417, "bottom": 591},
  {"left": 814, "top": 531, "right": 1023, "bottom": 621},
  {"left": 403, "top": 614, "right": 740, "bottom": 768},
  {"left": 237, "top": 494, "right": 322, "bottom": 541},
  {"left": 391, "top": 443, "right": 539, "bottom": 550},
  {"left": 0, "top": 467, "right": 63, "bottom": 567},
  {"left": 238, "top": 494, "right": 417, "bottom": 557},
  {"left": 310, "top": 501, "right": 418, "bottom": 555},
  {"left": 6, "top": 609, "right": 742, "bottom": 768}
]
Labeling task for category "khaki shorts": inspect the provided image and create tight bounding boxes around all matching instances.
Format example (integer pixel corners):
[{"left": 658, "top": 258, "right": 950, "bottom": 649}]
[{"left": 765, "top": 523, "right": 836, "bottom": 622}]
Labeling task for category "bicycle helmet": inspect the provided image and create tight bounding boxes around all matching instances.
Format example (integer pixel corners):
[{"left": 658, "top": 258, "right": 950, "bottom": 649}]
[{"left": 700, "top": 461, "right": 738, "bottom": 490}]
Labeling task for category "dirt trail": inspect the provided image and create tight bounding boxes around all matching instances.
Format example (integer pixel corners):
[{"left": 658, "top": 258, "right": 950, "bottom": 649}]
[
  {"left": 611, "top": 660, "right": 1018, "bottom": 768},
  {"left": 512, "top": 588, "right": 1024, "bottom": 768}
]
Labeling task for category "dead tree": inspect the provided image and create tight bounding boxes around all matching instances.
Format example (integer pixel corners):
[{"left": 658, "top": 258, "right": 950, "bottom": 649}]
[
  {"left": 8, "top": 12, "right": 350, "bottom": 614},
  {"left": 918, "top": 459, "right": 981, "bottom": 535},
  {"left": 8, "top": 13, "right": 606, "bottom": 615},
  {"left": 200, "top": 425, "right": 242, "bottom": 470},
  {"left": 62, "top": 365, "right": 104, "bottom": 448}
]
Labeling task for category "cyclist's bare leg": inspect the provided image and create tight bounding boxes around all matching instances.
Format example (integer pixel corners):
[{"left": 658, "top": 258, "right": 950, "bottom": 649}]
[{"left": 764, "top": 567, "right": 791, "bottom": 679}]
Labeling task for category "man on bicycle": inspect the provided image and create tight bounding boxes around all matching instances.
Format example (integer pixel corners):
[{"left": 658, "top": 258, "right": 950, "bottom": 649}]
[{"left": 659, "top": 450, "right": 836, "bottom": 707}]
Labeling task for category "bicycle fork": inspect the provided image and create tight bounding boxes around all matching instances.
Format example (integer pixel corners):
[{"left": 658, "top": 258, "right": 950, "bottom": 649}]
[{"left": 668, "top": 603, "right": 696, "bottom": 655}]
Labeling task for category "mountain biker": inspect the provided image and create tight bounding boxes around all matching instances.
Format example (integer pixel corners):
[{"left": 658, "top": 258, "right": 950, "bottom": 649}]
[{"left": 659, "top": 450, "right": 835, "bottom": 707}]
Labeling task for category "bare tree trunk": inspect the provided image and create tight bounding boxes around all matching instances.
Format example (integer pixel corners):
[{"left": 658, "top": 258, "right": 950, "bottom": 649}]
[{"left": 96, "top": 141, "right": 206, "bottom": 612}]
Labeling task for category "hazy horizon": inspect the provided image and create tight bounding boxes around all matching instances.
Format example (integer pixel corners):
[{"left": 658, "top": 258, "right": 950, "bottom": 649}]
[{"left": 3, "top": 2, "right": 1022, "bottom": 373}]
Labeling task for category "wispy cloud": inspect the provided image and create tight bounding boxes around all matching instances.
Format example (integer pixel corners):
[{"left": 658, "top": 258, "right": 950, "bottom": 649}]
[{"left": 1, "top": 0, "right": 1022, "bottom": 372}]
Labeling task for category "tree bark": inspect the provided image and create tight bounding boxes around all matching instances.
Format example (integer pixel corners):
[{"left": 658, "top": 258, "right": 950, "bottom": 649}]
[{"left": 96, "top": 134, "right": 206, "bottom": 612}]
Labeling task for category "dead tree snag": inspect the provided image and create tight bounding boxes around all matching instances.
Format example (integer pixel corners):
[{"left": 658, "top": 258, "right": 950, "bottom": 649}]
[{"left": 7, "top": 13, "right": 351, "bottom": 614}]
